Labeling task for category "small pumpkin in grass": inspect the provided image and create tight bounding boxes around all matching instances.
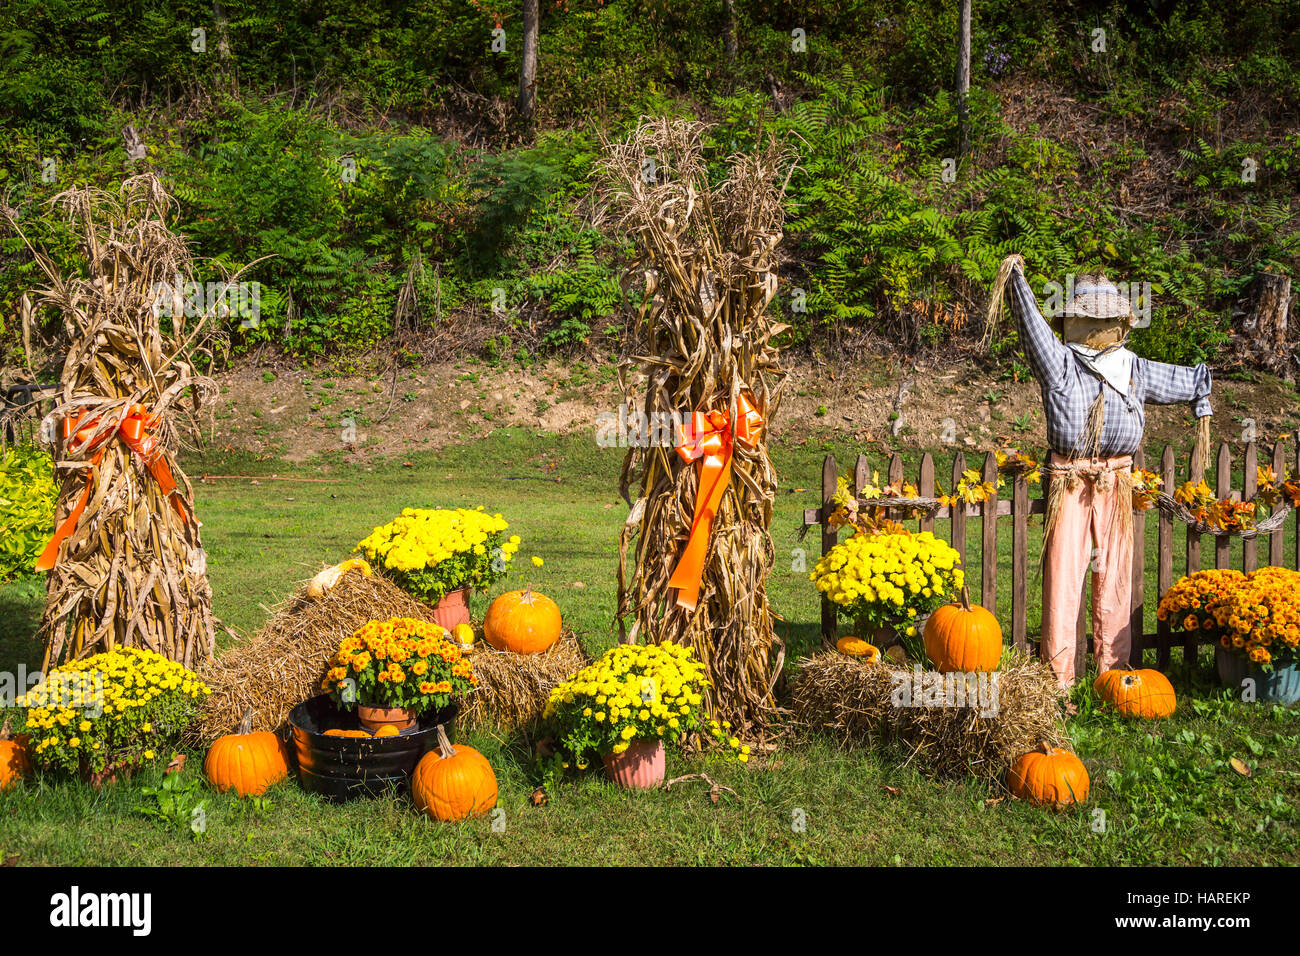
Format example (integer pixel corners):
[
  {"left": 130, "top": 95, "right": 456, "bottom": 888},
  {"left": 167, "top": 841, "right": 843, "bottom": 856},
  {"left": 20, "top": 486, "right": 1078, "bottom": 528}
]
[
  {"left": 1007, "top": 742, "right": 1089, "bottom": 810},
  {"left": 836, "top": 637, "right": 880, "bottom": 662},
  {"left": 484, "top": 587, "right": 562, "bottom": 654},
  {"left": 204, "top": 710, "right": 290, "bottom": 797},
  {"left": 411, "top": 725, "right": 497, "bottom": 821},
  {"left": 924, "top": 585, "right": 1002, "bottom": 673},
  {"left": 0, "top": 718, "right": 31, "bottom": 791},
  {"left": 1093, "top": 668, "right": 1176, "bottom": 719}
]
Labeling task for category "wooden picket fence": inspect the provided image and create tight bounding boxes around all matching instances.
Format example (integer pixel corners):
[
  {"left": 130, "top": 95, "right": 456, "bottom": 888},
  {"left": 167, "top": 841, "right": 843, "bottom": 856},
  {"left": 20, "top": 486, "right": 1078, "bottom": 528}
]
[{"left": 803, "top": 435, "right": 1300, "bottom": 676}]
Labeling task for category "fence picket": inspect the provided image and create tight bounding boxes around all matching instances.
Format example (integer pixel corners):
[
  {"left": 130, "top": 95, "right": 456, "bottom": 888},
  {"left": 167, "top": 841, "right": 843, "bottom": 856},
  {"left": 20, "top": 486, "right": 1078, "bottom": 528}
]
[
  {"left": 981, "top": 452, "right": 998, "bottom": 614},
  {"left": 918, "top": 453, "right": 936, "bottom": 534},
  {"left": 1157, "top": 445, "right": 1175, "bottom": 670},
  {"left": 1271, "top": 440, "right": 1286, "bottom": 568},
  {"left": 821, "top": 454, "right": 838, "bottom": 645},
  {"left": 1244, "top": 442, "right": 1258, "bottom": 573},
  {"left": 951, "top": 452, "right": 967, "bottom": 570},
  {"left": 1130, "top": 448, "right": 1146, "bottom": 666},
  {"left": 1012, "top": 472, "right": 1029, "bottom": 654},
  {"left": 1216, "top": 442, "right": 1232, "bottom": 570}
]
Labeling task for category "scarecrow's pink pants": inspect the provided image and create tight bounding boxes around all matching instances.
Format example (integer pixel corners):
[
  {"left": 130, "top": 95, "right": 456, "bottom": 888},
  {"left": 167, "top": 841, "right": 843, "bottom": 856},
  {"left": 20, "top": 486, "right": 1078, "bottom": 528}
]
[{"left": 1042, "top": 454, "right": 1133, "bottom": 687}]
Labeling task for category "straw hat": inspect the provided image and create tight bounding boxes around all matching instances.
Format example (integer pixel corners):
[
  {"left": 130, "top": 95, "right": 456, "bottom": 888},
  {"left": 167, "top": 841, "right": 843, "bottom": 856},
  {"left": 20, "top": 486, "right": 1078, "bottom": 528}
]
[
  {"left": 1063, "top": 274, "right": 1133, "bottom": 320},
  {"left": 1060, "top": 273, "right": 1134, "bottom": 347}
]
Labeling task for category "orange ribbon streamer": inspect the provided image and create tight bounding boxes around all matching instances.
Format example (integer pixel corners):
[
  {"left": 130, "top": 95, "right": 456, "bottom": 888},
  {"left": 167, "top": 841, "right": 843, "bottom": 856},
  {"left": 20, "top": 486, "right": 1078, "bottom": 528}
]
[
  {"left": 667, "top": 393, "right": 764, "bottom": 611},
  {"left": 36, "top": 404, "right": 188, "bottom": 572}
]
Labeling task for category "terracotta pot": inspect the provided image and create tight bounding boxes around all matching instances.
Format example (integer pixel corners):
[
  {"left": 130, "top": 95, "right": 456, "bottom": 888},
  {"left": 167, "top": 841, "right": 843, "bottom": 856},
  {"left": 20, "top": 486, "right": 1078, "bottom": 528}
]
[
  {"left": 357, "top": 704, "right": 417, "bottom": 732},
  {"left": 602, "top": 739, "right": 666, "bottom": 789},
  {"left": 431, "top": 587, "right": 471, "bottom": 631}
]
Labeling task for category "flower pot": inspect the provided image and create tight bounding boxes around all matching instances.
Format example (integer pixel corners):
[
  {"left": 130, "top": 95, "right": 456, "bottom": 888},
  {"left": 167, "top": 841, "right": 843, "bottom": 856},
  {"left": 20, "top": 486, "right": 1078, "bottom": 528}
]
[
  {"left": 431, "top": 587, "right": 471, "bottom": 631},
  {"left": 602, "top": 739, "right": 666, "bottom": 790},
  {"left": 1216, "top": 647, "right": 1300, "bottom": 705},
  {"left": 357, "top": 704, "right": 417, "bottom": 732}
]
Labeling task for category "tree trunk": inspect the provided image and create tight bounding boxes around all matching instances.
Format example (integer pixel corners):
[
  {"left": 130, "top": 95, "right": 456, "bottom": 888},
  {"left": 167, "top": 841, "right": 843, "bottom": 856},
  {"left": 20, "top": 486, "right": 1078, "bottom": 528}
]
[
  {"left": 518, "top": 0, "right": 540, "bottom": 122},
  {"left": 724, "top": 0, "right": 738, "bottom": 63},
  {"left": 956, "top": 0, "right": 971, "bottom": 155},
  {"left": 1246, "top": 271, "right": 1293, "bottom": 379}
]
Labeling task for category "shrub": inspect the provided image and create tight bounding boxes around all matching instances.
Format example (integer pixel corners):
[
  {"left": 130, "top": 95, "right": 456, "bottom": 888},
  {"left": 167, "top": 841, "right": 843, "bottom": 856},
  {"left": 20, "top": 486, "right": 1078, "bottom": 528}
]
[{"left": 0, "top": 443, "right": 57, "bottom": 582}]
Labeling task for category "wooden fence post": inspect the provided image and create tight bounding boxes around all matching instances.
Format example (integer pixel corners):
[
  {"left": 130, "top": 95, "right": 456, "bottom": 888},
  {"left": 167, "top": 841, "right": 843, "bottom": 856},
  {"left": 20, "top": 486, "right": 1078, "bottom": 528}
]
[
  {"left": 981, "top": 451, "right": 998, "bottom": 614},
  {"left": 1216, "top": 442, "right": 1232, "bottom": 570},
  {"left": 1157, "top": 444, "right": 1174, "bottom": 670},
  {"left": 951, "top": 452, "right": 967, "bottom": 570},
  {"left": 919, "top": 453, "right": 936, "bottom": 535},
  {"left": 1130, "top": 447, "right": 1146, "bottom": 666},
  {"left": 1243, "top": 442, "right": 1258, "bottom": 573},
  {"left": 820, "top": 455, "right": 837, "bottom": 645},
  {"left": 1271, "top": 440, "right": 1287, "bottom": 568},
  {"left": 1012, "top": 471, "right": 1029, "bottom": 654}
]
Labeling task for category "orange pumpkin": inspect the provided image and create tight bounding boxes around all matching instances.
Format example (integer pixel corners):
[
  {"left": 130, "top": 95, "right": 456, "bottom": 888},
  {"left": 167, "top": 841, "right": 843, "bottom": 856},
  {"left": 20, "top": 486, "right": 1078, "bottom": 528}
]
[
  {"left": 0, "top": 718, "right": 30, "bottom": 791},
  {"left": 322, "top": 729, "right": 347, "bottom": 737},
  {"left": 836, "top": 637, "right": 880, "bottom": 661},
  {"left": 924, "top": 585, "right": 1002, "bottom": 673},
  {"left": 483, "top": 587, "right": 562, "bottom": 654},
  {"left": 1094, "top": 668, "right": 1176, "bottom": 719},
  {"left": 204, "top": 711, "right": 290, "bottom": 797},
  {"left": 374, "top": 725, "right": 401, "bottom": 737},
  {"left": 1007, "top": 742, "right": 1090, "bottom": 810},
  {"left": 411, "top": 725, "right": 497, "bottom": 821}
]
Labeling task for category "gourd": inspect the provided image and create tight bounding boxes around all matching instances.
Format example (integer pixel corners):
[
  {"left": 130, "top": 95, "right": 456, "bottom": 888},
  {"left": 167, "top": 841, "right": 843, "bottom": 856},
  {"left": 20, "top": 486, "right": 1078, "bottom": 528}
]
[
  {"left": 924, "top": 585, "right": 1003, "bottom": 673},
  {"left": 483, "top": 588, "right": 562, "bottom": 654},
  {"left": 204, "top": 710, "right": 290, "bottom": 797},
  {"left": 453, "top": 623, "right": 476, "bottom": 647},
  {"left": 411, "top": 725, "right": 497, "bottom": 821},
  {"left": 305, "top": 558, "right": 372, "bottom": 601},
  {"left": 836, "top": 637, "right": 880, "bottom": 662}
]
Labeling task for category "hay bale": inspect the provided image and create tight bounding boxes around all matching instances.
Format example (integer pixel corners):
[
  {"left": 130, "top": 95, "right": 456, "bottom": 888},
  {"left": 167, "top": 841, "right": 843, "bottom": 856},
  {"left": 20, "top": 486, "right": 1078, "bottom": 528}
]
[
  {"left": 192, "top": 568, "right": 589, "bottom": 743},
  {"left": 191, "top": 569, "right": 433, "bottom": 742},
  {"left": 457, "top": 633, "right": 587, "bottom": 731},
  {"left": 789, "top": 652, "right": 1070, "bottom": 780}
]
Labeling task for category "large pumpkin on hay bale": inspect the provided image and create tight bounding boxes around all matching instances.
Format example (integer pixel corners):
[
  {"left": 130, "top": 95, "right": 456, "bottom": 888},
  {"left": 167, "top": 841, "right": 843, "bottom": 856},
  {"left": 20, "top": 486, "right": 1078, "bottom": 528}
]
[
  {"left": 484, "top": 588, "right": 562, "bottom": 654},
  {"left": 924, "top": 585, "right": 1002, "bottom": 673},
  {"left": 1093, "top": 668, "right": 1176, "bottom": 719},
  {"left": 411, "top": 725, "right": 497, "bottom": 821},
  {"left": 1007, "top": 742, "right": 1089, "bottom": 810},
  {"left": 0, "top": 718, "right": 30, "bottom": 791},
  {"left": 204, "top": 710, "right": 290, "bottom": 797}
]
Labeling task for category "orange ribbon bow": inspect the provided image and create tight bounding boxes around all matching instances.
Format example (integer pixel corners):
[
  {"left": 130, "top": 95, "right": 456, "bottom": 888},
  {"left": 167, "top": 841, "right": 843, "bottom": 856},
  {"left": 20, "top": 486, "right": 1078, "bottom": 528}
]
[
  {"left": 666, "top": 392, "right": 764, "bottom": 611},
  {"left": 36, "top": 403, "right": 188, "bottom": 572}
]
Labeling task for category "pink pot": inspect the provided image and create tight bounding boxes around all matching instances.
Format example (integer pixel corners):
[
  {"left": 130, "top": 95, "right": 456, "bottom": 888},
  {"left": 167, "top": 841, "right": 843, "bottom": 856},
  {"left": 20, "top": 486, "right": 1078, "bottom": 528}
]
[
  {"left": 430, "top": 588, "right": 471, "bottom": 631},
  {"left": 357, "top": 704, "right": 416, "bottom": 732},
  {"left": 602, "top": 739, "right": 666, "bottom": 790}
]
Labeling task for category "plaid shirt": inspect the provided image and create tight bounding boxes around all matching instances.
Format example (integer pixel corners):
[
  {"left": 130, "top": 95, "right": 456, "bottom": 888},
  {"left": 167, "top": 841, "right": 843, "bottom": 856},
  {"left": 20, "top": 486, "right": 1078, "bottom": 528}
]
[{"left": 1007, "top": 269, "right": 1213, "bottom": 458}]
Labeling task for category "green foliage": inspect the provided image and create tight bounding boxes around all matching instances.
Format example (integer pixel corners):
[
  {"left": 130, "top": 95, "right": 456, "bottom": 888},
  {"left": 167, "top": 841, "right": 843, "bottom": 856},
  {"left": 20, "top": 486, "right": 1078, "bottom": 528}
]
[
  {"left": 136, "top": 770, "right": 210, "bottom": 841},
  {"left": 0, "top": 443, "right": 57, "bottom": 582}
]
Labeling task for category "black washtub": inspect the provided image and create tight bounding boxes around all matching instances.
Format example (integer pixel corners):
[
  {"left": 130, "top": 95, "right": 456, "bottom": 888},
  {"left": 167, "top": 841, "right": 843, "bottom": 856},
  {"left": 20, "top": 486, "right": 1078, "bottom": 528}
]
[{"left": 287, "top": 695, "right": 458, "bottom": 803}]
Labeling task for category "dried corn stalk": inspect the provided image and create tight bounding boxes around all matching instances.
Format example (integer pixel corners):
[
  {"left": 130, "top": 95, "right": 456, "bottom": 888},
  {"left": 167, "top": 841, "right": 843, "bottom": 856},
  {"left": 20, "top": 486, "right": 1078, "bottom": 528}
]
[
  {"left": 602, "top": 118, "right": 791, "bottom": 736},
  {"left": 5, "top": 174, "right": 225, "bottom": 670}
]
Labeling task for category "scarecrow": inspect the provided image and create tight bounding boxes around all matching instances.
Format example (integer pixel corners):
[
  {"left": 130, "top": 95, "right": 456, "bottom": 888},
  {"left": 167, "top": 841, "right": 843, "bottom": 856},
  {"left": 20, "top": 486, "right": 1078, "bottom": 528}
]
[{"left": 991, "top": 254, "right": 1213, "bottom": 686}]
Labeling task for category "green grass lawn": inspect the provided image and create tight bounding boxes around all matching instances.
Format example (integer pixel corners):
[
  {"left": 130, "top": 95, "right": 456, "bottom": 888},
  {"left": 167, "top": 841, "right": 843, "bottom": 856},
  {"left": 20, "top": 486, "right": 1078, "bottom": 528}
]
[{"left": 1, "top": 428, "right": 1297, "bottom": 866}]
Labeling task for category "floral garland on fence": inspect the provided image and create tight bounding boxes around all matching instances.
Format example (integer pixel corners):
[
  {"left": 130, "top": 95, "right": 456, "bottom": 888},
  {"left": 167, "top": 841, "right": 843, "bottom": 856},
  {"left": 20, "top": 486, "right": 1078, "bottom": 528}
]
[{"left": 826, "top": 452, "right": 1299, "bottom": 538}]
